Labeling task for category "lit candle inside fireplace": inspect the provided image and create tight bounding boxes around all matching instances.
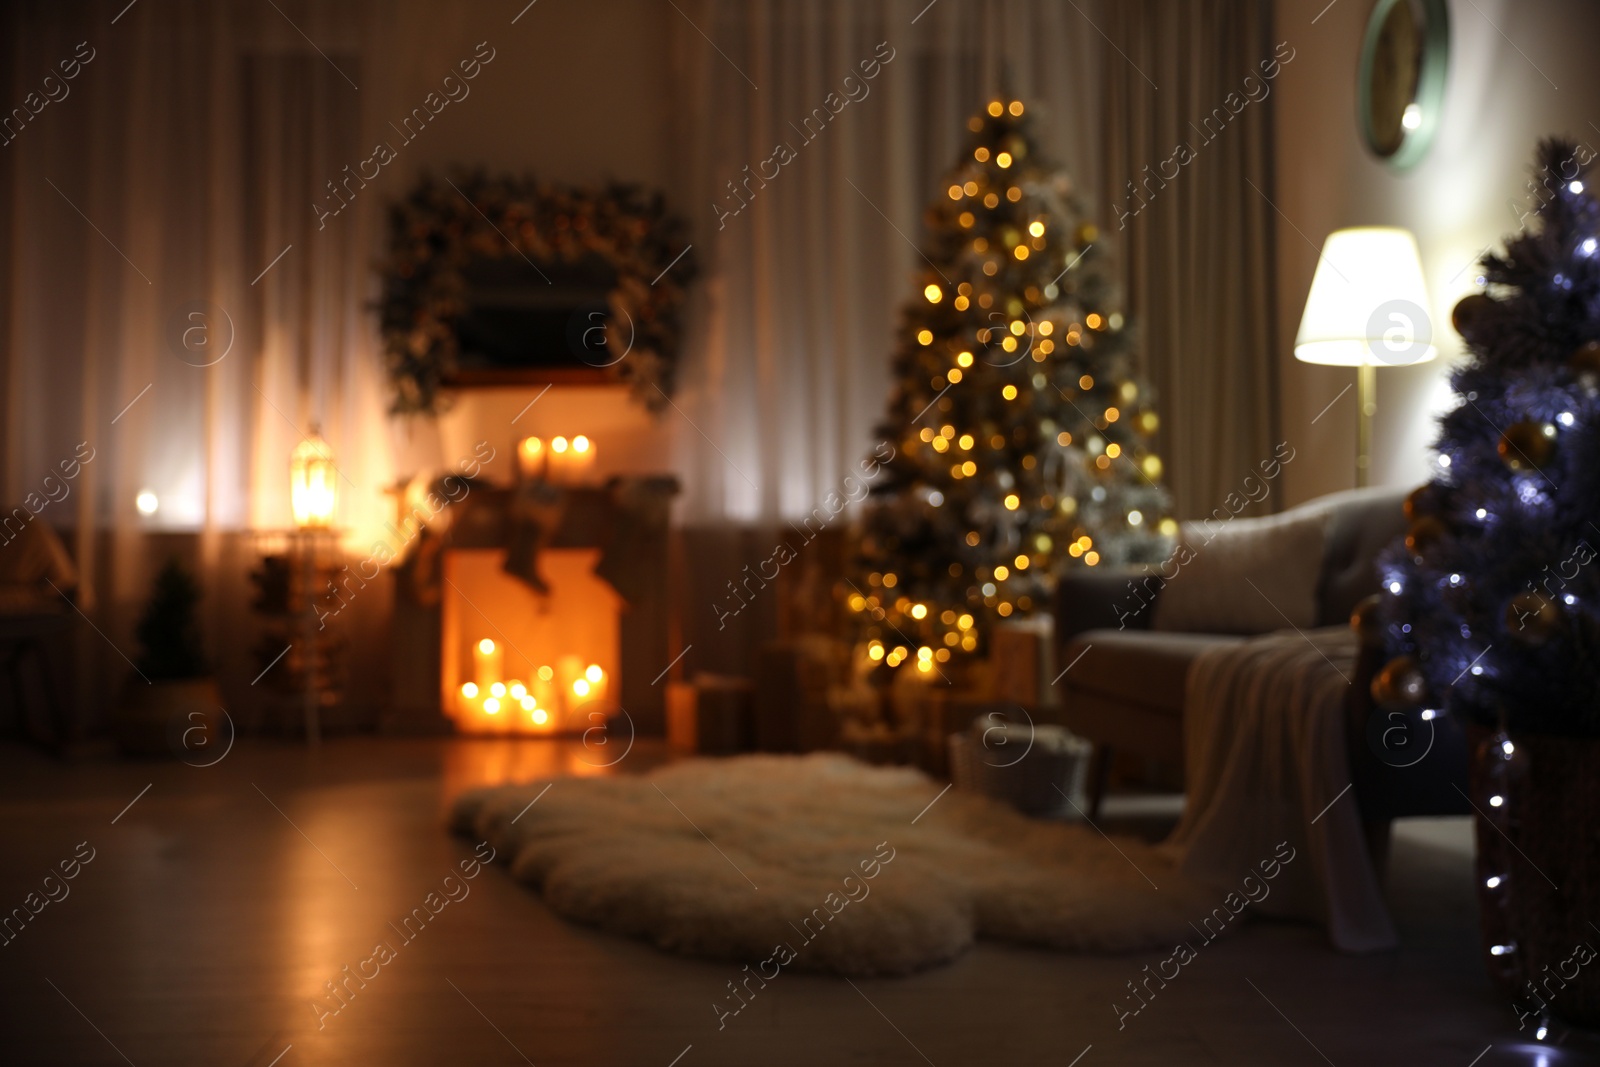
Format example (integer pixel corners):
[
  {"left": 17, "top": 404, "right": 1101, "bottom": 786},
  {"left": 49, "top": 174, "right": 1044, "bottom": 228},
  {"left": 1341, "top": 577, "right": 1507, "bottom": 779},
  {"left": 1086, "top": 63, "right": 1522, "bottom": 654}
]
[
  {"left": 531, "top": 665, "right": 557, "bottom": 723},
  {"left": 474, "top": 638, "right": 503, "bottom": 694},
  {"left": 574, "top": 663, "right": 608, "bottom": 710},
  {"left": 556, "top": 654, "right": 587, "bottom": 724}
]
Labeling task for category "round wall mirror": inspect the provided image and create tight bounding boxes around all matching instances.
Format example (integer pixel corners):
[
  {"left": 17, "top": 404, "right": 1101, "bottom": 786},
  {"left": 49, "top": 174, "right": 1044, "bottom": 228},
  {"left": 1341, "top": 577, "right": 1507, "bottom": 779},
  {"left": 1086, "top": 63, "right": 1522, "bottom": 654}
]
[{"left": 1358, "top": 0, "right": 1450, "bottom": 169}]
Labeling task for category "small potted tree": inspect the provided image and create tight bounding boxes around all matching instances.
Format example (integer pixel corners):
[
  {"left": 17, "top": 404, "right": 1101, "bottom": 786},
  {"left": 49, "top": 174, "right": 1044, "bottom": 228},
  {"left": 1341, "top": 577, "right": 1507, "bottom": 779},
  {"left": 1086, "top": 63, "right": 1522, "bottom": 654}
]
[{"left": 115, "top": 557, "right": 223, "bottom": 756}]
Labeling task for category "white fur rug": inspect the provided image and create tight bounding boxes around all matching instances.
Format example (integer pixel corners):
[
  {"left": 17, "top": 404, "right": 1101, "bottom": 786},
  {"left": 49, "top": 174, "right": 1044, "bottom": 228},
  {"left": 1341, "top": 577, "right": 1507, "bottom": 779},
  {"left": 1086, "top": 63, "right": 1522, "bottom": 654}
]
[{"left": 450, "top": 754, "right": 1227, "bottom": 975}]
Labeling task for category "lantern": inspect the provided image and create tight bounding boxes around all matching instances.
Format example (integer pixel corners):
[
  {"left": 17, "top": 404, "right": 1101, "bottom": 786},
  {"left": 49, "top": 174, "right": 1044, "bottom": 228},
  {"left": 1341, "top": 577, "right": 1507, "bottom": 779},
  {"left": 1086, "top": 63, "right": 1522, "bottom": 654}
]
[{"left": 290, "top": 428, "right": 338, "bottom": 528}]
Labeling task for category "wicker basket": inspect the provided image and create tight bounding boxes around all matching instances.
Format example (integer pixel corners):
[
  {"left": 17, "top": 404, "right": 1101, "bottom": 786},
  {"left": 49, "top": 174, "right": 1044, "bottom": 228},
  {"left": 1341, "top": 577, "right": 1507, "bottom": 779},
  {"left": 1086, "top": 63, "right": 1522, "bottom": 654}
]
[
  {"left": 949, "top": 717, "right": 1091, "bottom": 818},
  {"left": 1470, "top": 727, "right": 1600, "bottom": 1029}
]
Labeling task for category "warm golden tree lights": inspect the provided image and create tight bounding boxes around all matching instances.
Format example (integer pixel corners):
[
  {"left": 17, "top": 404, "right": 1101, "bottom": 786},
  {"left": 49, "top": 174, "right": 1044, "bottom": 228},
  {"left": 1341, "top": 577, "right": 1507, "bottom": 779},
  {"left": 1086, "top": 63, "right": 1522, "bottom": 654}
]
[{"left": 848, "top": 100, "right": 1174, "bottom": 664}]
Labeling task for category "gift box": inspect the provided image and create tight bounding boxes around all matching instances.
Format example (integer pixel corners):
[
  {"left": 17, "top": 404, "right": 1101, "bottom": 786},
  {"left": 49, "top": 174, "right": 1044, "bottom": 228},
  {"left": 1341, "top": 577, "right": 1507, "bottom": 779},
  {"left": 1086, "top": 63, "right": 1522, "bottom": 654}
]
[
  {"left": 666, "top": 673, "right": 753, "bottom": 755},
  {"left": 835, "top": 717, "right": 920, "bottom": 766},
  {"left": 988, "top": 616, "right": 1057, "bottom": 708},
  {"left": 753, "top": 636, "right": 849, "bottom": 752},
  {"left": 949, "top": 712, "right": 1091, "bottom": 818}
]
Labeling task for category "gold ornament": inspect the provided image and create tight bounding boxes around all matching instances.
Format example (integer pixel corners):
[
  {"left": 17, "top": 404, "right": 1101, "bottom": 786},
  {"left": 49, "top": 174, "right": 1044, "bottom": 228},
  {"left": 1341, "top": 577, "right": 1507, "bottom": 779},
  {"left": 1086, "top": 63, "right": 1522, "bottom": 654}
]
[
  {"left": 1405, "top": 516, "right": 1447, "bottom": 559},
  {"left": 1350, "top": 593, "right": 1385, "bottom": 645},
  {"left": 1371, "top": 655, "right": 1427, "bottom": 711},
  {"left": 1505, "top": 591, "right": 1562, "bottom": 646},
  {"left": 1451, "top": 293, "right": 1496, "bottom": 336},
  {"left": 1497, "top": 420, "right": 1557, "bottom": 472},
  {"left": 1569, "top": 341, "right": 1600, "bottom": 392}
]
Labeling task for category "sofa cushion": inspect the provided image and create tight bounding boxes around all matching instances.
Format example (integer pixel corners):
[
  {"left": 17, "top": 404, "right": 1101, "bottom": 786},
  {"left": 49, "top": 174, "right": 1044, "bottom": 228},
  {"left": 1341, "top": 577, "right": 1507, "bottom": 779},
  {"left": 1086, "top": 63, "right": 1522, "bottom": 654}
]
[
  {"left": 1064, "top": 629, "right": 1247, "bottom": 717},
  {"left": 1309, "top": 486, "right": 1410, "bottom": 627},
  {"left": 1151, "top": 509, "right": 1328, "bottom": 634}
]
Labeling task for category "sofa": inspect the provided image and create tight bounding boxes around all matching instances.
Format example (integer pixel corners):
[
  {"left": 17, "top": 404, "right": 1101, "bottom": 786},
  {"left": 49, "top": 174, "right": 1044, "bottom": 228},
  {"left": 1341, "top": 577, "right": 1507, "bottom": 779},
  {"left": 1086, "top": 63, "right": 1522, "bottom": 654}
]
[{"left": 1053, "top": 486, "right": 1469, "bottom": 831}]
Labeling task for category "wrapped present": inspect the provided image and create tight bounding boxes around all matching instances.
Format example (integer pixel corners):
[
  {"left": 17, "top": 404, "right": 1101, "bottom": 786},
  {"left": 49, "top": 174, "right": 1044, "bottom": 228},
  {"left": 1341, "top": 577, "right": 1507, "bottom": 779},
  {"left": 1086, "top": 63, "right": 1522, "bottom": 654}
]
[
  {"left": 949, "top": 713, "right": 1091, "bottom": 818},
  {"left": 988, "top": 616, "right": 1057, "bottom": 707},
  {"left": 753, "top": 636, "right": 849, "bottom": 752},
  {"left": 666, "top": 673, "right": 752, "bottom": 755},
  {"left": 827, "top": 684, "right": 880, "bottom": 732},
  {"left": 898, "top": 686, "right": 995, "bottom": 776},
  {"left": 836, "top": 717, "right": 921, "bottom": 766},
  {"left": 889, "top": 667, "right": 940, "bottom": 736}
]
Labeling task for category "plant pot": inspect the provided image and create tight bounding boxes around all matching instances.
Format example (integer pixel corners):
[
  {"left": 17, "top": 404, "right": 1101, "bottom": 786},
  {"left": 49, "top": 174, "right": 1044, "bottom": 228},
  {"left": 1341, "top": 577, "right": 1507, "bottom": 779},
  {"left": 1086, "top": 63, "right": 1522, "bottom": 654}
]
[
  {"left": 1470, "top": 726, "right": 1600, "bottom": 1029},
  {"left": 115, "top": 677, "right": 225, "bottom": 758}
]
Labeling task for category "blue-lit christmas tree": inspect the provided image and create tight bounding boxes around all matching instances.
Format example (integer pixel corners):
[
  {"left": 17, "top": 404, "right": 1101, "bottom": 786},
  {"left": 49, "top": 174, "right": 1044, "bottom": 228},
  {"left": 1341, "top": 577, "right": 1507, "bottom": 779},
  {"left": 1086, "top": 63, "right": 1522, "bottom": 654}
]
[
  {"left": 1373, "top": 139, "right": 1600, "bottom": 735},
  {"left": 1370, "top": 139, "right": 1600, "bottom": 1033}
]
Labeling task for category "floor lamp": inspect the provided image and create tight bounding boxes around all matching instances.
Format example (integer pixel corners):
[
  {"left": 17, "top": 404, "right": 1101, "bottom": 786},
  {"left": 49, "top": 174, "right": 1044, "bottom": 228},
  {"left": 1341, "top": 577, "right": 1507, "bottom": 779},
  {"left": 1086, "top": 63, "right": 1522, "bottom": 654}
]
[{"left": 1294, "top": 227, "right": 1437, "bottom": 486}]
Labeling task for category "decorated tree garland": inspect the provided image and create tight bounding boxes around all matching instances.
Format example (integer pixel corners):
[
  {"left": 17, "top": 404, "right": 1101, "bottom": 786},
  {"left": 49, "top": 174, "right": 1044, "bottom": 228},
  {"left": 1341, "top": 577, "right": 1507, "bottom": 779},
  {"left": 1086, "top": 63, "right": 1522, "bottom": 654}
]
[
  {"left": 379, "top": 173, "right": 695, "bottom": 415},
  {"left": 847, "top": 99, "right": 1174, "bottom": 670}
]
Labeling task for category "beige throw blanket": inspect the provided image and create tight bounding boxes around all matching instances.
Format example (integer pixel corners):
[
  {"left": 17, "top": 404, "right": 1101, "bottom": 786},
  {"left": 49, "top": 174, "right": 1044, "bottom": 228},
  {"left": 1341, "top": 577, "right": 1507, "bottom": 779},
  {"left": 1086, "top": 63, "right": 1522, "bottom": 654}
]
[{"left": 1165, "top": 626, "right": 1398, "bottom": 952}]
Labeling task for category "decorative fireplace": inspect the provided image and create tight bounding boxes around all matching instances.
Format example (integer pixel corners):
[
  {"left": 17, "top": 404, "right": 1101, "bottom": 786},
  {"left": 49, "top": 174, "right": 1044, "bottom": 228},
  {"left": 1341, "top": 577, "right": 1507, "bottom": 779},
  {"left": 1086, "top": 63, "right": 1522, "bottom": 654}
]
[
  {"left": 442, "top": 546, "right": 621, "bottom": 734},
  {"left": 386, "top": 474, "right": 677, "bottom": 736}
]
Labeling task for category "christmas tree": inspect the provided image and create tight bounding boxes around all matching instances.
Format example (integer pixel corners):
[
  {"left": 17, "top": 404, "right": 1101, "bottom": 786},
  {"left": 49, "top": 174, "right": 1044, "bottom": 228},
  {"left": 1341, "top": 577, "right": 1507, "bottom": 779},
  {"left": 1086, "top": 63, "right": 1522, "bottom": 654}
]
[
  {"left": 847, "top": 99, "right": 1174, "bottom": 672},
  {"left": 1372, "top": 138, "right": 1600, "bottom": 736}
]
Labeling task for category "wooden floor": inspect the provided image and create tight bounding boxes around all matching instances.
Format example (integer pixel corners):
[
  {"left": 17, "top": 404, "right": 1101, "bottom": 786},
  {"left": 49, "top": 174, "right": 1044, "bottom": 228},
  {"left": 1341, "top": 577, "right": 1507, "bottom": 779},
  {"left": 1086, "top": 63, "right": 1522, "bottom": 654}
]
[{"left": 0, "top": 736, "right": 1587, "bottom": 1066}]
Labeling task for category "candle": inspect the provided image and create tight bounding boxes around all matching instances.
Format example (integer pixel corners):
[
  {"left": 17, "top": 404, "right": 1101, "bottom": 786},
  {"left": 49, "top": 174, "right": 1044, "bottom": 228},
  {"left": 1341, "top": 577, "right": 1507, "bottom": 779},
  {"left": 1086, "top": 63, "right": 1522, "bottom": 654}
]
[
  {"left": 547, "top": 435, "right": 596, "bottom": 484},
  {"left": 531, "top": 665, "right": 557, "bottom": 724},
  {"left": 516, "top": 436, "right": 546, "bottom": 481},
  {"left": 578, "top": 663, "right": 609, "bottom": 710},
  {"left": 474, "top": 638, "right": 503, "bottom": 693},
  {"left": 502, "top": 679, "right": 543, "bottom": 732},
  {"left": 556, "top": 654, "right": 587, "bottom": 724}
]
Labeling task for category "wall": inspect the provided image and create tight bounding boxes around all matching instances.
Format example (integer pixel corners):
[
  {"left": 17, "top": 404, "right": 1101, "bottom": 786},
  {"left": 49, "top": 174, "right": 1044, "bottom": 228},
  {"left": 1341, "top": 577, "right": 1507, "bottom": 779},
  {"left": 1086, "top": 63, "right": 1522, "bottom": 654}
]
[
  {"left": 388, "top": 1, "right": 677, "bottom": 192},
  {"left": 1272, "top": 0, "right": 1600, "bottom": 506},
  {"left": 372, "top": 0, "right": 682, "bottom": 488}
]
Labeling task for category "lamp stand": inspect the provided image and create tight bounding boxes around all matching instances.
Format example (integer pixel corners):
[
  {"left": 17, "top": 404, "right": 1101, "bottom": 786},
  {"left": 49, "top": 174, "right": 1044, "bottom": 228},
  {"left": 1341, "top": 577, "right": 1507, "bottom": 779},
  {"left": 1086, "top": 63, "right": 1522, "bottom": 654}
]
[{"left": 1356, "top": 363, "right": 1377, "bottom": 488}]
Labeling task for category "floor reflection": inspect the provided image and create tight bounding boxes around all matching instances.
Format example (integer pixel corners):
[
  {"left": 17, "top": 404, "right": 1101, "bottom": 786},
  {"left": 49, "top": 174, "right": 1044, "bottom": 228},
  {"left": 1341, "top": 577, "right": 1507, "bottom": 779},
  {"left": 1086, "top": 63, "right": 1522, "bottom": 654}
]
[{"left": 437, "top": 735, "right": 670, "bottom": 815}]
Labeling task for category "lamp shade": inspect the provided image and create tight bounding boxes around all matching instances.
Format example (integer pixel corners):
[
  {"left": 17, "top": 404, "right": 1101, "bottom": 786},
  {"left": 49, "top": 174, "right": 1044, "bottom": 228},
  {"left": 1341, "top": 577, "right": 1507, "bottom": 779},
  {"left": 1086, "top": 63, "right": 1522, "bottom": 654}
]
[
  {"left": 289, "top": 429, "right": 338, "bottom": 528},
  {"left": 1294, "top": 227, "right": 1437, "bottom": 367}
]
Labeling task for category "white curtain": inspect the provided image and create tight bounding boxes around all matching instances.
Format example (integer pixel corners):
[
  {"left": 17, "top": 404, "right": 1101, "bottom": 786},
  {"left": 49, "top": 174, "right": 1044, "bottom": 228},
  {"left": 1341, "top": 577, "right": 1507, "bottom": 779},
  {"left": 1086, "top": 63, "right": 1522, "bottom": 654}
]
[
  {"left": 667, "top": 0, "right": 1102, "bottom": 524},
  {"left": 2, "top": 0, "right": 398, "bottom": 601},
  {"left": 0, "top": 0, "right": 419, "bottom": 728}
]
